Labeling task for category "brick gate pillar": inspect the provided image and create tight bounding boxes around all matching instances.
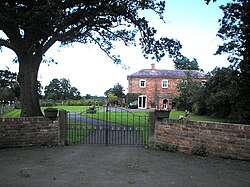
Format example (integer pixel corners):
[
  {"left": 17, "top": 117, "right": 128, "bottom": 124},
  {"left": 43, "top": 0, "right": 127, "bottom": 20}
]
[
  {"left": 59, "top": 110, "right": 67, "bottom": 145},
  {"left": 148, "top": 111, "right": 156, "bottom": 148}
]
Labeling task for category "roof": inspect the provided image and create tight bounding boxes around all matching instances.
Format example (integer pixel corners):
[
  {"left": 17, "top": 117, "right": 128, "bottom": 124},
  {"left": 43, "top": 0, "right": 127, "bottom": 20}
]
[{"left": 127, "top": 69, "right": 206, "bottom": 79}]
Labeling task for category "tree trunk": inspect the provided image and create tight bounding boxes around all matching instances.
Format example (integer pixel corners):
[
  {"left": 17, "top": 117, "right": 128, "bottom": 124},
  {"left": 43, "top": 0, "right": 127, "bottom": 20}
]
[{"left": 18, "top": 54, "right": 43, "bottom": 117}]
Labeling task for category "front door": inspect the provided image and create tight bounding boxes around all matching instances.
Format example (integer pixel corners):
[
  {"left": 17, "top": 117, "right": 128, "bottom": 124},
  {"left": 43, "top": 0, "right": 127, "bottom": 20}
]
[
  {"left": 163, "top": 99, "right": 168, "bottom": 109},
  {"left": 138, "top": 95, "right": 147, "bottom": 109}
]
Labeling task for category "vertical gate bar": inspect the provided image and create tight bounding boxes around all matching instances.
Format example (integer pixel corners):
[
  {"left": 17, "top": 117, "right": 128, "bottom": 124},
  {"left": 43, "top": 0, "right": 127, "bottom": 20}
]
[
  {"left": 79, "top": 111, "right": 82, "bottom": 143},
  {"left": 87, "top": 110, "right": 90, "bottom": 143},
  {"left": 76, "top": 115, "right": 79, "bottom": 143},
  {"left": 102, "top": 106, "right": 105, "bottom": 144},
  {"left": 73, "top": 112, "right": 76, "bottom": 143},
  {"left": 71, "top": 113, "right": 74, "bottom": 144},
  {"left": 71, "top": 113, "right": 73, "bottom": 144},
  {"left": 117, "top": 109, "right": 120, "bottom": 144},
  {"left": 120, "top": 108, "right": 122, "bottom": 144},
  {"left": 126, "top": 110, "right": 128, "bottom": 145},
  {"left": 67, "top": 113, "right": 69, "bottom": 144},
  {"left": 132, "top": 115, "right": 135, "bottom": 145},
  {"left": 110, "top": 108, "right": 112, "bottom": 144},
  {"left": 84, "top": 110, "right": 87, "bottom": 143},
  {"left": 96, "top": 106, "right": 100, "bottom": 144},
  {"left": 92, "top": 112, "right": 95, "bottom": 144},
  {"left": 97, "top": 106, "right": 100, "bottom": 144},
  {"left": 105, "top": 105, "right": 109, "bottom": 146},
  {"left": 139, "top": 116, "right": 141, "bottom": 145}
]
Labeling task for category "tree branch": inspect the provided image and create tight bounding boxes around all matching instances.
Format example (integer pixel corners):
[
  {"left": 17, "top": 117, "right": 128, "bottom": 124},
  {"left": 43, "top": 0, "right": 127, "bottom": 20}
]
[{"left": 0, "top": 38, "right": 18, "bottom": 53}]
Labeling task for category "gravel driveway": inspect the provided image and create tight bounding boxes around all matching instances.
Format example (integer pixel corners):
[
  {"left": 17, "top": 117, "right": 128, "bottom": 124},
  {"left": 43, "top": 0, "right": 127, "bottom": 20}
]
[{"left": 0, "top": 145, "right": 249, "bottom": 187}]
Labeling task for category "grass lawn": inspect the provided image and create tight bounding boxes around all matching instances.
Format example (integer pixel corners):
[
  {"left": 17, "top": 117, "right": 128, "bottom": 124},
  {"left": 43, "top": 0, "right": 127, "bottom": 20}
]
[
  {"left": 0, "top": 106, "right": 92, "bottom": 118},
  {"left": 67, "top": 118, "right": 95, "bottom": 144},
  {"left": 0, "top": 106, "right": 226, "bottom": 123},
  {"left": 169, "top": 110, "right": 226, "bottom": 122}
]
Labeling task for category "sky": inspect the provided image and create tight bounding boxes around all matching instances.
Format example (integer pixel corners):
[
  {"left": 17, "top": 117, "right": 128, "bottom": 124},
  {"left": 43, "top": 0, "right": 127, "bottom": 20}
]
[{"left": 0, "top": 0, "right": 231, "bottom": 97}]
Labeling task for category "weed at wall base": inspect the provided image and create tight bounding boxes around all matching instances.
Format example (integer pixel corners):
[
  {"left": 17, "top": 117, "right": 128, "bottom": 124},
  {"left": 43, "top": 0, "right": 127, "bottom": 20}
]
[
  {"left": 158, "top": 143, "right": 179, "bottom": 152},
  {"left": 191, "top": 145, "right": 208, "bottom": 157}
]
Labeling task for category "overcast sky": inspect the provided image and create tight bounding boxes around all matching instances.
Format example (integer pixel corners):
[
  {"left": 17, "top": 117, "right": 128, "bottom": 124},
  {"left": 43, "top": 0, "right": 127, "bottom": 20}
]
[{"left": 0, "top": 0, "right": 231, "bottom": 96}]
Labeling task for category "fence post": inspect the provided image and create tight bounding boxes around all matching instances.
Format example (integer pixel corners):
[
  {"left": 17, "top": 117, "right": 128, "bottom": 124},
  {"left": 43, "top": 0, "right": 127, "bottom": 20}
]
[
  {"left": 59, "top": 110, "right": 67, "bottom": 145},
  {"left": 148, "top": 111, "right": 156, "bottom": 148}
]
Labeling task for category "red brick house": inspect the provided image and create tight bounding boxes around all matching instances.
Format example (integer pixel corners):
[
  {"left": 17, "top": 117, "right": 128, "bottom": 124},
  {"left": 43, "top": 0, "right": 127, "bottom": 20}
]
[{"left": 127, "top": 64, "right": 206, "bottom": 109}]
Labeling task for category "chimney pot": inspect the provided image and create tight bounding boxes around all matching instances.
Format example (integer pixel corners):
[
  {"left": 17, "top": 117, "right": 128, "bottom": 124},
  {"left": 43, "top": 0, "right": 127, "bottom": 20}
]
[{"left": 151, "top": 63, "right": 155, "bottom": 72}]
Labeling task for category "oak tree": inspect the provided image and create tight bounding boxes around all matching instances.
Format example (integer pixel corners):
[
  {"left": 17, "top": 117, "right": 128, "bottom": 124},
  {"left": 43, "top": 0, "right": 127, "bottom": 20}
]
[{"left": 0, "top": 0, "right": 181, "bottom": 116}]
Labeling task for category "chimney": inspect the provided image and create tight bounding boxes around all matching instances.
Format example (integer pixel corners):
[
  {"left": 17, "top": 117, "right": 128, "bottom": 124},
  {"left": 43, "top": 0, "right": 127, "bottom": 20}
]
[{"left": 151, "top": 63, "right": 155, "bottom": 72}]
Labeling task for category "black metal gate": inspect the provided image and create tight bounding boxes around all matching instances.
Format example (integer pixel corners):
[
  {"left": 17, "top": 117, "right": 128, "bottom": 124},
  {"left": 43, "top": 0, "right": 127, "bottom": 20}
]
[{"left": 66, "top": 106, "right": 149, "bottom": 146}]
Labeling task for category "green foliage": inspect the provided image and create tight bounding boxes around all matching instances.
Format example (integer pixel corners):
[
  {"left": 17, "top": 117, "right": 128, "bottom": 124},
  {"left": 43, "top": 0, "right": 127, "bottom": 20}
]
[
  {"left": 126, "top": 93, "right": 141, "bottom": 103},
  {"left": 62, "top": 100, "right": 103, "bottom": 106},
  {"left": 204, "top": 67, "right": 237, "bottom": 118},
  {"left": 105, "top": 83, "right": 126, "bottom": 105},
  {"left": 174, "top": 55, "right": 201, "bottom": 71},
  {"left": 205, "top": 0, "right": 250, "bottom": 124},
  {"left": 105, "top": 83, "right": 125, "bottom": 98},
  {"left": 0, "top": 0, "right": 182, "bottom": 116},
  {"left": 0, "top": 69, "right": 19, "bottom": 102},
  {"left": 44, "top": 78, "right": 81, "bottom": 100},
  {"left": 175, "top": 72, "right": 202, "bottom": 112},
  {"left": 108, "top": 92, "right": 119, "bottom": 105},
  {"left": 191, "top": 145, "right": 208, "bottom": 157}
]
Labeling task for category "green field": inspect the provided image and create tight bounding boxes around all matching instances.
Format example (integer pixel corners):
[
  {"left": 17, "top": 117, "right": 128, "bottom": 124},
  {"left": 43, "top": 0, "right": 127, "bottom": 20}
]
[
  {"left": 67, "top": 118, "right": 94, "bottom": 144},
  {"left": 0, "top": 106, "right": 226, "bottom": 123}
]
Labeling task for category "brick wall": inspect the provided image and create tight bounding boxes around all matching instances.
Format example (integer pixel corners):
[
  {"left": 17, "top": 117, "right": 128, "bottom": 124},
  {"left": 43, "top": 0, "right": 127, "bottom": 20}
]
[
  {"left": 128, "top": 77, "right": 181, "bottom": 98},
  {"left": 0, "top": 117, "right": 59, "bottom": 148},
  {"left": 155, "top": 119, "right": 250, "bottom": 161}
]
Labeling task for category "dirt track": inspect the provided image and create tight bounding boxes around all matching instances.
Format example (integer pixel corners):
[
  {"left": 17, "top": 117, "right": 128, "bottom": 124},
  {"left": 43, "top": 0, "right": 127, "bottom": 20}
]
[{"left": 0, "top": 145, "right": 249, "bottom": 186}]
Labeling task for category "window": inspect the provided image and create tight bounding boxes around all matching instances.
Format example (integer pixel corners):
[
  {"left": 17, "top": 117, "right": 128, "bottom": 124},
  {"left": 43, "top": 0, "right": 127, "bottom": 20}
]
[
  {"left": 182, "top": 80, "right": 188, "bottom": 86},
  {"left": 180, "top": 79, "right": 188, "bottom": 88},
  {"left": 139, "top": 79, "right": 146, "bottom": 88},
  {"left": 162, "top": 80, "right": 168, "bottom": 88},
  {"left": 201, "top": 80, "right": 207, "bottom": 87}
]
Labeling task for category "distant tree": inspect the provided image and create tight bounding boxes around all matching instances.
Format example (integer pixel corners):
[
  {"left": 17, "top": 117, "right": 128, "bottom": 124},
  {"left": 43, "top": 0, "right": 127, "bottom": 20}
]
[
  {"left": 85, "top": 94, "right": 92, "bottom": 100},
  {"left": 44, "top": 78, "right": 81, "bottom": 100},
  {"left": 112, "top": 83, "right": 126, "bottom": 99},
  {"left": 173, "top": 56, "right": 202, "bottom": 71},
  {"left": 175, "top": 72, "right": 201, "bottom": 112},
  {"left": 0, "top": 0, "right": 182, "bottom": 116},
  {"left": 126, "top": 93, "right": 141, "bottom": 104},
  {"left": 104, "top": 88, "right": 113, "bottom": 97},
  {"left": 0, "top": 69, "right": 19, "bottom": 102},
  {"left": 69, "top": 87, "right": 81, "bottom": 100},
  {"left": 44, "top": 79, "right": 61, "bottom": 100},
  {"left": 104, "top": 83, "right": 125, "bottom": 99},
  {"left": 107, "top": 92, "right": 118, "bottom": 105}
]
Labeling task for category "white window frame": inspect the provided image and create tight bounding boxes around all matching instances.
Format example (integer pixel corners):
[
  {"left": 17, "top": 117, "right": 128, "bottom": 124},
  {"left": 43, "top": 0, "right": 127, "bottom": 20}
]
[
  {"left": 201, "top": 80, "right": 207, "bottom": 86},
  {"left": 138, "top": 95, "right": 147, "bottom": 109},
  {"left": 139, "top": 79, "right": 146, "bottom": 88},
  {"left": 162, "top": 80, "right": 168, "bottom": 88}
]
